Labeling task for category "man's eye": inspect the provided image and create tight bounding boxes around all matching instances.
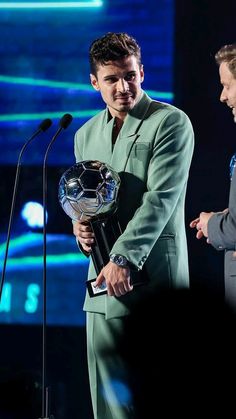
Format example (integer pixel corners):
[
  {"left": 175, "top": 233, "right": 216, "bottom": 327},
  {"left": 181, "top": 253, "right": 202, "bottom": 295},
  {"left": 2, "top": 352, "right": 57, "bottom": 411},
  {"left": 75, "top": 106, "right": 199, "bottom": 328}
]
[
  {"left": 125, "top": 74, "right": 136, "bottom": 81},
  {"left": 105, "top": 77, "right": 117, "bottom": 83}
]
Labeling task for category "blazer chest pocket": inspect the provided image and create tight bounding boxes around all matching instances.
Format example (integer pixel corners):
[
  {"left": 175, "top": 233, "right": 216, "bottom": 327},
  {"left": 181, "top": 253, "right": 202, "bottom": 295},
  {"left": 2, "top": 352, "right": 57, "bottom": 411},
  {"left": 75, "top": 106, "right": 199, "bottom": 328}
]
[
  {"left": 131, "top": 142, "right": 152, "bottom": 157},
  {"left": 129, "top": 142, "right": 152, "bottom": 174}
]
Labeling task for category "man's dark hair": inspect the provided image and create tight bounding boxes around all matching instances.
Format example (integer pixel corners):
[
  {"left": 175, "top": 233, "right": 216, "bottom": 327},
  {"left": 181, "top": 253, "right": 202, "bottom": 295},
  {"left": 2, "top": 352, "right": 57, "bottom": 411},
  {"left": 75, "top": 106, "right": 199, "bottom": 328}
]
[
  {"left": 215, "top": 43, "right": 236, "bottom": 79},
  {"left": 89, "top": 32, "right": 142, "bottom": 76}
]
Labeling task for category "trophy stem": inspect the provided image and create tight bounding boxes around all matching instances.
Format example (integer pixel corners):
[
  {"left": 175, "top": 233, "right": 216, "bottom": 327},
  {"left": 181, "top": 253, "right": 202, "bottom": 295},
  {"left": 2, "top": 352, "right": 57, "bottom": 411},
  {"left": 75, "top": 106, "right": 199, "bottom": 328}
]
[{"left": 90, "top": 214, "right": 122, "bottom": 275}]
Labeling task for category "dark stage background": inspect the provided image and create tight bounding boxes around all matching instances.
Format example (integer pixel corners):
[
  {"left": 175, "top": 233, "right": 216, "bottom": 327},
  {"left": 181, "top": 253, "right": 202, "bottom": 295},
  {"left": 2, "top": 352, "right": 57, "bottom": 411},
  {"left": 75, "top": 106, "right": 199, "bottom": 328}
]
[{"left": 0, "top": 0, "right": 236, "bottom": 417}]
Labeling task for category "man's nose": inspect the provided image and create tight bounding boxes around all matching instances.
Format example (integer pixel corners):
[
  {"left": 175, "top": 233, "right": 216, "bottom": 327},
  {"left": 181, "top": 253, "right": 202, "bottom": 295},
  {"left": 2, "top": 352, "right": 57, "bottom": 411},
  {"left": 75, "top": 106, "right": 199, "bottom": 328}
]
[
  {"left": 220, "top": 88, "right": 227, "bottom": 103},
  {"left": 117, "top": 78, "right": 129, "bottom": 92}
]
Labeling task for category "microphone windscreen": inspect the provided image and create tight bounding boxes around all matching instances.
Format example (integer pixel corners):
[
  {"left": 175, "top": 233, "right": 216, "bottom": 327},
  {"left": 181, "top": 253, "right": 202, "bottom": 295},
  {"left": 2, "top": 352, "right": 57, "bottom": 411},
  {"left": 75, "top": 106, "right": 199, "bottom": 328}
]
[
  {"left": 39, "top": 118, "right": 53, "bottom": 132},
  {"left": 60, "top": 113, "right": 73, "bottom": 129}
]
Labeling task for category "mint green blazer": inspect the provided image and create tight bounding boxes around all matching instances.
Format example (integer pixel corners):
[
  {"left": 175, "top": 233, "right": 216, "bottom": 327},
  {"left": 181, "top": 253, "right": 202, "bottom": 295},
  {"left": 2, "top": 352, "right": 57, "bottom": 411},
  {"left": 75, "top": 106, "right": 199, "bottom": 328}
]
[{"left": 74, "top": 90, "right": 194, "bottom": 319}]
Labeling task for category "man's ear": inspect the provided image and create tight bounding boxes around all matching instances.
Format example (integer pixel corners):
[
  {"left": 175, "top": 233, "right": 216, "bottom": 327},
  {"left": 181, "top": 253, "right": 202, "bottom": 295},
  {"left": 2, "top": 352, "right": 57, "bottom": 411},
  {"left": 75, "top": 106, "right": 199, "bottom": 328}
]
[{"left": 90, "top": 74, "right": 100, "bottom": 91}]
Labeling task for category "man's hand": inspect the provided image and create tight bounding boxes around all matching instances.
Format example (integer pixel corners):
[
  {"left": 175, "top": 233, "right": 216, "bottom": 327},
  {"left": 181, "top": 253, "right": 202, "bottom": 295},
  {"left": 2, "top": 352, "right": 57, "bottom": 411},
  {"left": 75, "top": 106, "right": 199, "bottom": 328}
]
[
  {"left": 73, "top": 220, "right": 94, "bottom": 253},
  {"left": 190, "top": 211, "right": 215, "bottom": 242},
  {"left": 94, "top": 261, "right": 133, "bottom": 297},
  {"left": 190, "top": 216, "right": 203, "bottom": 239}
]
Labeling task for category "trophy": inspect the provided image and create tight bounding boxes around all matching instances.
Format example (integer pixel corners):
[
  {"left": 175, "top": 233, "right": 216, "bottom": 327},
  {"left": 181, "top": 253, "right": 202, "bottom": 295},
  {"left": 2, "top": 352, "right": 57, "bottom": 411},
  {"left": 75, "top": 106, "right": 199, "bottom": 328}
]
[{"left": 58, "top": 160, "right": 122, "bottom": 296}]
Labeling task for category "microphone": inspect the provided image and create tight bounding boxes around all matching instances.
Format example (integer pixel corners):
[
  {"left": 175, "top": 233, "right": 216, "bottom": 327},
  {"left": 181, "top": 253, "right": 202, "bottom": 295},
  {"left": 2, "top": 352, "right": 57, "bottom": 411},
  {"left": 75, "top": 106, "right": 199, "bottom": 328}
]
[
  {"left": 59, "top": 112, "right": 73, "bottom": 130},
  {"left": 42, "top": 113, "right": 73, "bottom": 228},
  {"left": 39, "top": 118, "right": 53, "bottom": 133},
  {"left": 40, "top": 113, "right": 73, "bottom": 419},
  {"left": 0, "top": 118, "right": 53, "bottom": 301}
]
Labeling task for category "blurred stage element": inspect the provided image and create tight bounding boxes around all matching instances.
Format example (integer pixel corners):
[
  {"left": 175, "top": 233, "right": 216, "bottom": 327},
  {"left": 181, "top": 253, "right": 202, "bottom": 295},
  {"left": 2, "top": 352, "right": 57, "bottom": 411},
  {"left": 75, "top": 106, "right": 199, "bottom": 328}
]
[{"left": 0, "top": 232, "right": 88, "bottom": 326}]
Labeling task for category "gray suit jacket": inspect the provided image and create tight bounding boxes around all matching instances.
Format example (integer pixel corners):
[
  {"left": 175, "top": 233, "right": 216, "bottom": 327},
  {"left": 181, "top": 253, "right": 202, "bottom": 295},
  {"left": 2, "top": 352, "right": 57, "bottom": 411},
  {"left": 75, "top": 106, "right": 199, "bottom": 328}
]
[
  {"left": 208, "top": 167, "right": 236, "bottom": 307},
  {"left": 74, "top": 90, "right": 194, "bottom": 318}
]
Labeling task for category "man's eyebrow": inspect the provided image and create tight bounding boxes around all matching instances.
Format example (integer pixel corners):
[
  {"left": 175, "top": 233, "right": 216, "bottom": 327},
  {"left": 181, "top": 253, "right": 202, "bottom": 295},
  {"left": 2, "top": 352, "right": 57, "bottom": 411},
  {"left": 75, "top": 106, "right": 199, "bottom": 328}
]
[
  {"left": 103, "top": 74, "right": 117, "bottom": 80},
  {"left": 103, "top": 71, "right": 136, "bottom": 78}
]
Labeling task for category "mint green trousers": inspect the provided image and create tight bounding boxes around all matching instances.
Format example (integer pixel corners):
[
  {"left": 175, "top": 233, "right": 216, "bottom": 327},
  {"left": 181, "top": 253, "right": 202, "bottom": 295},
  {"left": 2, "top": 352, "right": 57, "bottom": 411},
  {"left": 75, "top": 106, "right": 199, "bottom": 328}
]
[{"left": 86, "top": 312, "right": 136, "bottom": 419}]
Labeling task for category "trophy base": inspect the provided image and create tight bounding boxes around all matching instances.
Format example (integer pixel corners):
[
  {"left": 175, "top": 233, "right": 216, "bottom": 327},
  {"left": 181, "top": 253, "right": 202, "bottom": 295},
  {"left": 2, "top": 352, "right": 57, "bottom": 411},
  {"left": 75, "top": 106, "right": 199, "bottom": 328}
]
[
  {"left": 87, "top": 278, "right": 107, "bottom": 297},
  {"left": 86, "top": 270, "right": 147, "bottom": 297}
]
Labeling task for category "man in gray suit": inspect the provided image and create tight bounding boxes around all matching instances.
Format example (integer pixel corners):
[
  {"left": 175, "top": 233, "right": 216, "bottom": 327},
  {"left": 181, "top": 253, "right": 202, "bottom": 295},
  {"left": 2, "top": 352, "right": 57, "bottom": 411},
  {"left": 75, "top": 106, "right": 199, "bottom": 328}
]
[
  {"left": 73, "top": 32, "right": 194, "bottom": 419},
  {"left": 190, "top": 43, "right": 236, "bottom": 308}
]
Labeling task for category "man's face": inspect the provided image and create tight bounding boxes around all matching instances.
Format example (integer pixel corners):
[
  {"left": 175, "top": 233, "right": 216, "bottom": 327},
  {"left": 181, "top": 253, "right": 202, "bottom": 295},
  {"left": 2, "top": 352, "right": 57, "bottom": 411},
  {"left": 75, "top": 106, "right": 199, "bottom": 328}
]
[
  {"left": 90, "top": 55, "right": 144, "bottom": 119},
  {"left": 219, "top": 61, "right": 236, "bottom": 123}
]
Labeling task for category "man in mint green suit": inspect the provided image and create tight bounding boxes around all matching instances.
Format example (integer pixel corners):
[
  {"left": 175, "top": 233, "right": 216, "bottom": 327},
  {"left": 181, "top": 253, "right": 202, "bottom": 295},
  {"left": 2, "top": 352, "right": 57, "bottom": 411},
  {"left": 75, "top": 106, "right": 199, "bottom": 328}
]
[{"left": 73, "top": 32, "right": 194, "bottom": 419}]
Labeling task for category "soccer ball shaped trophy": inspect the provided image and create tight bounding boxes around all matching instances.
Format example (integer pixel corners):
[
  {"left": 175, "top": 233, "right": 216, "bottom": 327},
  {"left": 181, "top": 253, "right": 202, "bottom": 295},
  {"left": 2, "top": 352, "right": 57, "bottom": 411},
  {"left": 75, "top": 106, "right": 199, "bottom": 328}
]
[
  {"left": 58, "top": 160, "right": 120, "bottom": 221},
  {"left": 58, "top": 160, "right": 122, "bottom": 295}
]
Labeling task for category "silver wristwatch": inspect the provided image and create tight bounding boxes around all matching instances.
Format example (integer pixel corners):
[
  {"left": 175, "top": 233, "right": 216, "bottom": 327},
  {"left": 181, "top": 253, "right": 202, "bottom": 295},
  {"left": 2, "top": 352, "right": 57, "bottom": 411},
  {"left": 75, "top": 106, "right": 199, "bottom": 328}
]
[{"left": 110, "top": 254, "right": 129, "bottom": 267}]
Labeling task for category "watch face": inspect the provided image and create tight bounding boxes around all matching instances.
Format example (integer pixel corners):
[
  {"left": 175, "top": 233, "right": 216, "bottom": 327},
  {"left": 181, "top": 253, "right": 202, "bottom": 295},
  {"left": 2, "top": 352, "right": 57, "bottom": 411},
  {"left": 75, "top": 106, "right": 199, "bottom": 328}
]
[
  {"left": 116, "top": 255, "right": 124, "bottom": 265},
  {"left": 110, "top": 254, "right": 127, "bottom": 267}
]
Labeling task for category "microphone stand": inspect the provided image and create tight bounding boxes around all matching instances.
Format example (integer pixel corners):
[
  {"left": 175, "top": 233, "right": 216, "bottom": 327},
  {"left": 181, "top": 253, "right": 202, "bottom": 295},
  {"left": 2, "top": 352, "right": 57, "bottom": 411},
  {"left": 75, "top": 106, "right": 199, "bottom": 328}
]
[
  {"left": 39, "top": 114, "right": 73, "bottom": 419},
  {"left": 0, "top": 119, "right": 52, "bottom": 301}
]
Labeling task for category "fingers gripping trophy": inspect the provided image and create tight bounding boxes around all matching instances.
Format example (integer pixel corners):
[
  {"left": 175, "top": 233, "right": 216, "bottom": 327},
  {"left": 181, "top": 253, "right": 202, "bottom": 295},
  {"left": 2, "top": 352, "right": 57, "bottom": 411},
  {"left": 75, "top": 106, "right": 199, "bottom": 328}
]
[{"left": 58, "top": 160, "right": 121, "bottom": 296}]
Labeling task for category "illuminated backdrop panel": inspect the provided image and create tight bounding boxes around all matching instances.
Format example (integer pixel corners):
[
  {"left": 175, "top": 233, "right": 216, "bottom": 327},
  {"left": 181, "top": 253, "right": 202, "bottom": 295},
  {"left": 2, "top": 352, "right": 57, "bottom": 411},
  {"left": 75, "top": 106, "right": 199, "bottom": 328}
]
[
  {"left": 0, "top": 0, "right": 174, "bottom": 165},
  {"left": 0, "top": 0, "right": 174, "bottom": 325}
]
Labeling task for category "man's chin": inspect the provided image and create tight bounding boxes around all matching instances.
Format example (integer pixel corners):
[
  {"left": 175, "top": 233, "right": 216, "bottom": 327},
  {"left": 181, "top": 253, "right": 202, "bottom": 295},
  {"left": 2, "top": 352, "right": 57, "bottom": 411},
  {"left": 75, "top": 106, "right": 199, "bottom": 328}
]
[
  {"left": 118, "top": 100, "right": 135, "bottom": 112},
  {"left": 119, "top": 105, "right": 132, "bottom": 112},
  {"left": 232, "top": 109, "right": 236, "bottom": 123}
]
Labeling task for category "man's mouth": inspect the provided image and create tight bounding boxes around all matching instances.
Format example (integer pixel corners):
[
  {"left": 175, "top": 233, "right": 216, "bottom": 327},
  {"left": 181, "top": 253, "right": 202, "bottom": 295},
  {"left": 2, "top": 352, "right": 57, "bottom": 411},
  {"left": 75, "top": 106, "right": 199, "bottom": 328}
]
[
  {"left": 226, "top": 104, "right": 236, "bottom": 122},
  {"left": 115, "top": 94, "right": 133, "bottom": 100}
]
